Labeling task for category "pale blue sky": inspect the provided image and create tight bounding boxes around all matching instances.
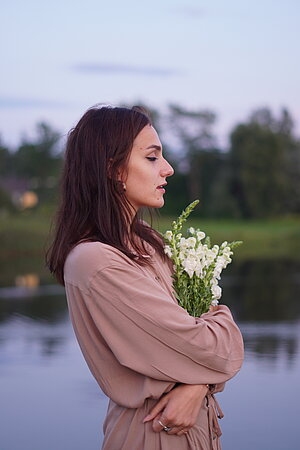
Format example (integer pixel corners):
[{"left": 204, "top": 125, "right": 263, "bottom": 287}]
[{"left": 1, "top": 0, "right": 299, "bottom": 148}]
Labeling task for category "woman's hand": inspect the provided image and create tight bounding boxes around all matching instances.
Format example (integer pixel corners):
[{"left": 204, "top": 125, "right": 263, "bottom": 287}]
[
  {"left": 143, "top": 384, "right": 209, "bottom": 436},
  {"left": 209, "top": 304, "right": 219, "bottom": 313}
]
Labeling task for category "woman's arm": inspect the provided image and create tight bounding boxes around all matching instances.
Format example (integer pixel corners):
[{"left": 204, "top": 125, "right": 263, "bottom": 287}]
[
  {"left": 66, "top": 243, "right": 244, "bottom": 386},
  {"left": 143, "top": 383, "right": 209, "bottom": 435}
]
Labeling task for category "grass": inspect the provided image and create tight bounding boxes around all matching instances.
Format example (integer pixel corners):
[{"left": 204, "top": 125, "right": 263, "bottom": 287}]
[
  {"left": 0, "top": 211, "right": 54, "bottom": 286},
  {"left": 155, "top": 214, "right": 300, "bottom": 261},
  {"left": 1, "top": 210, "right": 300, "bottom": 286}
]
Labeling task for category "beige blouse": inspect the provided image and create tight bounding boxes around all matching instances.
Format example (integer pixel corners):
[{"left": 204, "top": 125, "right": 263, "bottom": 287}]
[{"left": 64, "top": 242, "right": 244, "bottom": 450}]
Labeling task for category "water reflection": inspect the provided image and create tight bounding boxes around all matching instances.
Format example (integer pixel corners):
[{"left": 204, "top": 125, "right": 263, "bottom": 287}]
[
  {"left": 0, "top": 259, "right": 299, "bottom": 362},
  {"left": 222, "top": 259, "right": 300, "bottom": 322},
  {"left": 242, "top": 322, "right": 299, "bottom": 368},
  {"left": 0, "top": 259, "right": 299, "bottom": 450},
  {"left": 15, "top": 272, "right": 40, "bottom": 288},
  {"left": 0, "top": 308, "right": 69, "bottom": 365},
  {"left": 0, "top": 312, "right": 105, "bottom": 450},
  {"left": 0, "top": 286, "right": 66, "bottom": 323}
]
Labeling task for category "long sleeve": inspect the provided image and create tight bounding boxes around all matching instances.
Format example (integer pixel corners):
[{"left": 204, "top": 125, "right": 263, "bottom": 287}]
[
  {"left": 65, "top": 242, "right": 244, "bottom": 405},
  {"left": 90, "top": 266, "right": 243, "bottom": 384}
]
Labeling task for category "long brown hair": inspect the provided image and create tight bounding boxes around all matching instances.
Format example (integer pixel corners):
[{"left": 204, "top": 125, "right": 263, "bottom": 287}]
[{"left": 46, "top": 105, "right": 166, "bottom": 284}]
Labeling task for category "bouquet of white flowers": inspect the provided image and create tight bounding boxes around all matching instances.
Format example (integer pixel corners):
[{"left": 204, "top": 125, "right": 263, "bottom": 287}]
[{"left": 164, "top": 200, "right": 242, "bottom": 317}]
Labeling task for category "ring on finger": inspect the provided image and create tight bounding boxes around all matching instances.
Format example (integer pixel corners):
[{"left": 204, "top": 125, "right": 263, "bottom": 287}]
[{"left": 157, "top": 419, "right": 173, "bottom": 432}]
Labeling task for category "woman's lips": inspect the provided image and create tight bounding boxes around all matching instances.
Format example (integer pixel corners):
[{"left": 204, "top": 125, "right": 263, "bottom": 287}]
[{"left": 157, "top": 184, "right": 166, "bottom": 193}]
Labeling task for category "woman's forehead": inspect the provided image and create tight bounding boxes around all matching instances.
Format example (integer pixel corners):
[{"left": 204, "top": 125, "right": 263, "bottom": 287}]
[{"left": 132, "top": 125, "right": 161, "bottom": 150}]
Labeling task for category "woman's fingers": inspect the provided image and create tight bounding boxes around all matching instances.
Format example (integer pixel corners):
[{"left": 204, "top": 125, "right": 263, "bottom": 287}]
[
  {"left": 154, "top": 416, "right": 190, "bottom": 436},
  {"left": 143, "top": 397, "right": 168, "bottom": 423},
  {"left": 144, "top": 384, "right": 208, "bottom": 434},
  {"left": 159, "top": 423, "right": 189, "bottom": 436},
  {"left": 152, "top": 415, "right": 170, "bottom": 432}
]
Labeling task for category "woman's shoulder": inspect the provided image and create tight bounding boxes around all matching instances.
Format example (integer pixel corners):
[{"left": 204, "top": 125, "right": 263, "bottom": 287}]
[
  {"left": 67, "top": 241, "right": 128, "bottom": 267},
  {"left": 64, "top": 242, "right": 130, "bottom": 286}
]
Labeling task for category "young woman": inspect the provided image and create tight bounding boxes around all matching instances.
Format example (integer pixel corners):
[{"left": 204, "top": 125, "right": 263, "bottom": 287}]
[{"left": 47, "top": 105, "right": 244, "bottom": 450}]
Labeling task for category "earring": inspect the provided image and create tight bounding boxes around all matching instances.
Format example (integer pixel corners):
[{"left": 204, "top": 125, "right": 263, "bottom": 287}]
[{"left": 117, "top": 180, "right": 126, "bottom": 192}]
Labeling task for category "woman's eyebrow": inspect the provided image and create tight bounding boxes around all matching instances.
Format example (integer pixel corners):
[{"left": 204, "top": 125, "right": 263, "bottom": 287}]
[{"left": 145, "top": 144, "right": 162, "bottom": 151}]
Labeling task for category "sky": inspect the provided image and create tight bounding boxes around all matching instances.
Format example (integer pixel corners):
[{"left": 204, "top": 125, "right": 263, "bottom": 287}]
[{"left": 1, "top": 0, "right": 299, "bottom": 149}]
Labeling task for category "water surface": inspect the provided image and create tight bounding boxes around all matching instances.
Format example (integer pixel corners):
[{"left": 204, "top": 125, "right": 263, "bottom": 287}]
[{"left": 1, "top": 260, "right": 299, "bottom": 450}]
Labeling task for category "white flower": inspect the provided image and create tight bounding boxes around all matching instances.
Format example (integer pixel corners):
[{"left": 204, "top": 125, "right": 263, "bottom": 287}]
[
  {"left": 211, "top": 282, "right": 222, "bottom": 300},
  {"left": 179, "top": 237, "right": 188, "bottom": 249},
  {"left": 178, "top": 250, "right": 186, "bottom": 262},
  {"left": 163, "top": 200, "right": 242, "bottom": 316},
  {"left": 194, "top": 262, "right": 203, "bottom": 277},
  {"left": 196, "top": 230, "right": 206, "bottom": 241},
  {"left": 212, "top": 245, "right": 219, "bottom": 254},
  {"left": 165, "top": 230, "right": 173, "bottom": 242},
  {"left": 203, "top": 247, "right": 216, "bottom": 266},
  {"left": 186, "top": 237, "right": 197, "bottom": 248},
  {"left": 182, "top": 255, "right": 197, "bottom": 278},
  {"left": 164, "top": 245, "right": 173, "bottom": 258}
]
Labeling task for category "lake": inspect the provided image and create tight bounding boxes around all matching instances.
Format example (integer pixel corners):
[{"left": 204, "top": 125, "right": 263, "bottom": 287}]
[{"left": 0, "top": 260, "right": 299, "bottom": 450}]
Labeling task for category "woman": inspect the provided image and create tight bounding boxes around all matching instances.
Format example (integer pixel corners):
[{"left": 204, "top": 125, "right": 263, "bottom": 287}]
[{"left": 47, "top": 105, "right": 244, "bottom": 450}]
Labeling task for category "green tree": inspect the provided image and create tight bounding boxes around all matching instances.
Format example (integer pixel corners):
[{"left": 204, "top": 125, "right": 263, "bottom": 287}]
[
  {"left": 0, "top": 137, "right": 16, "bottom": 212},
  {"left": 13, "top": 122, "right": 62, "bottom": 179},
  {"left": 229, "top": 108, "right": 300, "bottom": 218},
  {"left": 10, "top": 122, "right": 63, "bottom": 206},
  {"left": 0, "top": 137, "right": 13, "bottom": 175},
  {"left": 277, "top": 109, "right": 300, "bottom": 213},
  {"left": 165, "top": 104, "right": 221, "bottom": 215}
]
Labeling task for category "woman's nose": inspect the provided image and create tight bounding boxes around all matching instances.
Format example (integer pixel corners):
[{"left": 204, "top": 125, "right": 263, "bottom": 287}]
[{"left": 162, "top": 159, "right": 174, "bottom": 177}]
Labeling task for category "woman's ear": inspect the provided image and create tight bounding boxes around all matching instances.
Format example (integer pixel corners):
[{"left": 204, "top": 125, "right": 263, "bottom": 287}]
[
  {"left": 108, "top": 158, "right": 124, "bottom": 180},
  {"left": 108, "top": 159, "right": 126, "bottom": 191}
]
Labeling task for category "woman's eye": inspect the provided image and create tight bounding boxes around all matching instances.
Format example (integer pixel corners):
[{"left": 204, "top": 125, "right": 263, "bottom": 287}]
[{"left": 146, "top": 157, "right": 158, "bottom": 162}]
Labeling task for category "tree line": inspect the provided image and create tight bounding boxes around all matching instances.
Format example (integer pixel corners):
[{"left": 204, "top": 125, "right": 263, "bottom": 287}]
[{"left": 0, "top": 104, "right": 299, "bottom": 218}]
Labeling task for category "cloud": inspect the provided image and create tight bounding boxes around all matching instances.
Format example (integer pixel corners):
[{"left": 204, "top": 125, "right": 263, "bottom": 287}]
[
  {"left": 72, "top": 63, "right": 183, "bottom": 77},
  {"left": 0, "top": 97, "right": 68, "bottom": 109}
]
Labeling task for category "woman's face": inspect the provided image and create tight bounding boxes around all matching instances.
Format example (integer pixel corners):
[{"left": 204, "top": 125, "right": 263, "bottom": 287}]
[{"left": 123, "top": 124, "right": 174, "bottom": 212}]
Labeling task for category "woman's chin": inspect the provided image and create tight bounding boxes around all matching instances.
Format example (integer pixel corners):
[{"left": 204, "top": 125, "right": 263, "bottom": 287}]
[
  {"left": 153, "top": 198, "right": 165, "bottom": 209},
  {"left": 138, "top": 197, "right": 165, "bottom": 210}
]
